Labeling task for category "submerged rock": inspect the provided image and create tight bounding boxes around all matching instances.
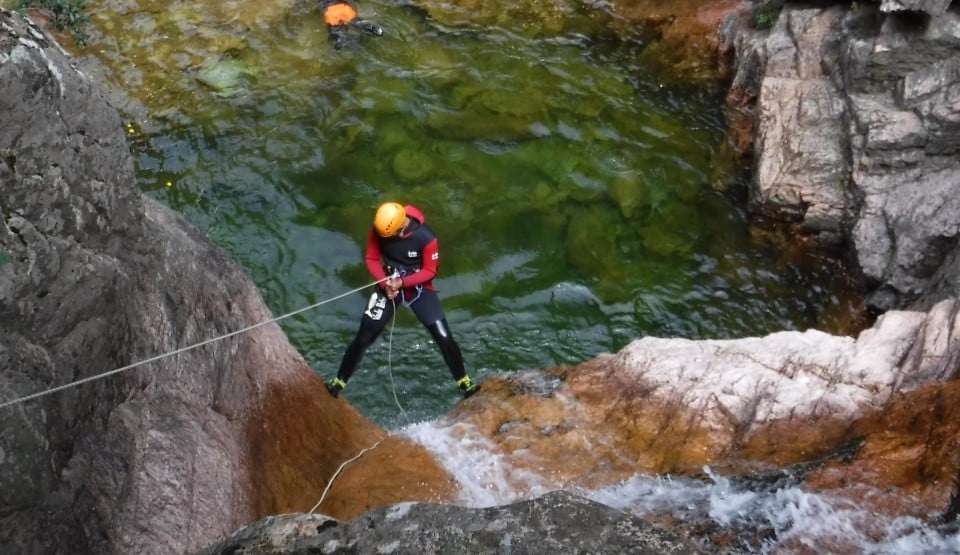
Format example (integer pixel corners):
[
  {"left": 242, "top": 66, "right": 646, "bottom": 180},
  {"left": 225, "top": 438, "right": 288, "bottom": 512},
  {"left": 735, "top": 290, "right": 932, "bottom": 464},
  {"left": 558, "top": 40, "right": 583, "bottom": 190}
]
[{"left": 196, "top": 56, "right": 254, "bottom": 97}]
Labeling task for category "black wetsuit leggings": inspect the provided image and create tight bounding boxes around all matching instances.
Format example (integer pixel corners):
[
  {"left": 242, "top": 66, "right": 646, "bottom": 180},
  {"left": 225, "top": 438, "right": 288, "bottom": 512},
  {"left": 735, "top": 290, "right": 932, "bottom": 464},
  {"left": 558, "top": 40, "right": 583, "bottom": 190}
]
[{"left": 336, "top": 288, "right": 466, "bottom": 384}]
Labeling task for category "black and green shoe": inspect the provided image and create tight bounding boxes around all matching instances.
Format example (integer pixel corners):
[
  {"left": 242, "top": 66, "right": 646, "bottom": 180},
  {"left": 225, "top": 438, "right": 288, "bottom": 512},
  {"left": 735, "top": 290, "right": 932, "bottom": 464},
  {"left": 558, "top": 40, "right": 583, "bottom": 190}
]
[
  {"left": 457, "top": 376, "right": 480, "bottom": 399},
  {"left": 325, "top": 377, "right": 346, "bottom": 398}
]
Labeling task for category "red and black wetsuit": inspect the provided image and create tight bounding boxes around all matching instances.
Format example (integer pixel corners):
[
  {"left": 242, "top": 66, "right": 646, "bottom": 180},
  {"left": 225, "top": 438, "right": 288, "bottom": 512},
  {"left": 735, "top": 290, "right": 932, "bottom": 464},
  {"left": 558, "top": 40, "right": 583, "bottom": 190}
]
[
  {"left": 335, "top": 205, "right": 466, "bottom": 385},
  {"left": 364, "top": 205, "right": 437, "bottom": 303}
]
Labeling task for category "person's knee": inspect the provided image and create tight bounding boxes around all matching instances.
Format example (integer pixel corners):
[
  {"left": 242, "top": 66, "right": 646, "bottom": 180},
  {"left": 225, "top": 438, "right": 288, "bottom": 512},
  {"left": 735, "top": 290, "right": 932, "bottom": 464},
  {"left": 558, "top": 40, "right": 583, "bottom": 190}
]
[{"left": 428, "top": 319, "right": 453, "bottom": 341}]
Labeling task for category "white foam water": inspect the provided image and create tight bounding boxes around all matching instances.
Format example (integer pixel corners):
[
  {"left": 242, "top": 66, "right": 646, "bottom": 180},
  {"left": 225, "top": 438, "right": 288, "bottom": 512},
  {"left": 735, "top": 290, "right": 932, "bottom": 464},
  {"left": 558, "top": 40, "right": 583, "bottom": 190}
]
[
  {"left": 590, "top": 470, "right": 960, "bottom": 554},
  {"left": 403, "top": 421, "right": 960, "bottom": 554},
  {"left": 402, "top": 420, "right": 556, "bottom": 507}
]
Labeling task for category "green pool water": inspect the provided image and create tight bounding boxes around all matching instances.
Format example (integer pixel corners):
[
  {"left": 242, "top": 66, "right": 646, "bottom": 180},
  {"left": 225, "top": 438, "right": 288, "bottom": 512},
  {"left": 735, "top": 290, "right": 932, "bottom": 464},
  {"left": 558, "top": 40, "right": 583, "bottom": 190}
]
[{"left": 69, "top": 0, "right": 860, "bottom": 426}]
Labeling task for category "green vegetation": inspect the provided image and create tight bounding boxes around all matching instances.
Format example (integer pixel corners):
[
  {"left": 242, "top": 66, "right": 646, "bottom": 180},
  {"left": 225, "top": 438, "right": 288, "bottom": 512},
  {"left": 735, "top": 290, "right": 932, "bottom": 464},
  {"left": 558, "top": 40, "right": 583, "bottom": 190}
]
[
  {"left": 15, "top": 0, "right": 89, "bottom": 44},
  {"left": 754, "top": 8, "right": 779, "bottom": 30},
  {"left": 0, "top": 251, "right": 9, "bottom": 266}
]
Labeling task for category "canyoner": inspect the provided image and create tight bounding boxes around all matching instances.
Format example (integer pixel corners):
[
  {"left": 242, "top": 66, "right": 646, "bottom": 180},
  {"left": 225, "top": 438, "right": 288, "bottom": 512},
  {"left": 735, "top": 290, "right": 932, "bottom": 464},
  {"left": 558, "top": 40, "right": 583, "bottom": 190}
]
[{"left": 326, "top": 202, "right": 481, "bottom": 401}]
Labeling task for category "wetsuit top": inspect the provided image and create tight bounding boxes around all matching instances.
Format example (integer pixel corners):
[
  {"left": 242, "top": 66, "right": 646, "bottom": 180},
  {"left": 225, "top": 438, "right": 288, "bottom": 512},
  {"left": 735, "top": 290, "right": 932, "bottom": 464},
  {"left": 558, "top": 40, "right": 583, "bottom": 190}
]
[{"left": 364, "top": 205, "right": 438, "bottom": 291}]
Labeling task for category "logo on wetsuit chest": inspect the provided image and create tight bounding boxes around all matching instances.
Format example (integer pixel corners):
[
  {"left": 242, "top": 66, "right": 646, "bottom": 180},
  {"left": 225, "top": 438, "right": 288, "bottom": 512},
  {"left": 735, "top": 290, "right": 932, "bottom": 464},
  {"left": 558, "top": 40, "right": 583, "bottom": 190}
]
[{"left": 407, "top": 251, "right": 419, "bottom": 258}]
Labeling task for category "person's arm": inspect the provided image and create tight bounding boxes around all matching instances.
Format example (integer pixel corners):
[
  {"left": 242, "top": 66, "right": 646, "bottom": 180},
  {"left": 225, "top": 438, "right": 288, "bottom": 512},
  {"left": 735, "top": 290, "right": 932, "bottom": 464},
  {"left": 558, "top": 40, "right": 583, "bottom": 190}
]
[
  {"left": 398, "top": 238, "right": 438, "bottom": 288},
  {"left": 364, "top": 230, "right": 389, "bottom": 286},
  {"left": 352, "top": 19, "right": 383, "bottom": 36}
]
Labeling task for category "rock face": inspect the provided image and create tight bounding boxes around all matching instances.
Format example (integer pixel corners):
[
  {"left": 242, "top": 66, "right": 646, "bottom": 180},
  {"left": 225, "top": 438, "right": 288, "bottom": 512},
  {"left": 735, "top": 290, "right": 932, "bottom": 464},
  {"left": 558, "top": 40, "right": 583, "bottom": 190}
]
[
  {"left": 197, "top": 490, "right": 701, "bottom": 555},
  {"left": 398, "top": 300, "right": 960, "bottom": 551},
  {"left": 0, "top": 9, "right": 451, "bottom": 554},
  {"left": 438, "top": 300, "right": 960, "bottom": 484},
  {"left": 753, "top": 7, "right": 852, "bottom": 243},
  {"left": 880, "top": 0, "right": 953, "bottom": 15},
  {"left": 730, "top": 3, "right": 960, "bottom": 312}
]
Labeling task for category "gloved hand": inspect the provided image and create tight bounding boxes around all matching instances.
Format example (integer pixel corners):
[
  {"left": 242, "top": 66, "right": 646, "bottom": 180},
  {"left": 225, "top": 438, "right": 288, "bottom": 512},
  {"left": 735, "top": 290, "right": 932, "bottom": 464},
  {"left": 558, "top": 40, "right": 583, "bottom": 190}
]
[
  {"left": 354, "top": 19, "right": 383, "bottom": 36},
  {"left": 385, "top": 276, "right": 402, "bottom": 299}
]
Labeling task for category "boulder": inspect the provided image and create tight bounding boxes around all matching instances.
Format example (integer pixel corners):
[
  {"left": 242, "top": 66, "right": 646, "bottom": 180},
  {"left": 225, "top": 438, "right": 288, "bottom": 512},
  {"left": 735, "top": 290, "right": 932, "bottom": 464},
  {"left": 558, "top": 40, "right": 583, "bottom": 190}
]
[
  {"left": 197, "top": 490, "right": 702, "bottom": 554},
  {"left": 879, "top": 0, "right": 953, "bottom": 15}
]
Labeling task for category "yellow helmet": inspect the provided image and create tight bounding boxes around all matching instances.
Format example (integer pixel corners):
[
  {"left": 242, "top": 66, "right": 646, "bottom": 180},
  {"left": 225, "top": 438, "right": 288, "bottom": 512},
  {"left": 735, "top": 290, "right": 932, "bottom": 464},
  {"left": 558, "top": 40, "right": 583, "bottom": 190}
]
[{"left": 374, "top": 202, "right": 406, "bottom": 237}]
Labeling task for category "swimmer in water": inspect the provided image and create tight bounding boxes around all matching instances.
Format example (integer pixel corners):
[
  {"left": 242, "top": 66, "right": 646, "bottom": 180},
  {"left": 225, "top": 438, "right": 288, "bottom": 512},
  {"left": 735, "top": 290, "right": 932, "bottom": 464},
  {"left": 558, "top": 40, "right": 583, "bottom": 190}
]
[{"left": 320, "top": 0, "right": 383, "bottom": 50}]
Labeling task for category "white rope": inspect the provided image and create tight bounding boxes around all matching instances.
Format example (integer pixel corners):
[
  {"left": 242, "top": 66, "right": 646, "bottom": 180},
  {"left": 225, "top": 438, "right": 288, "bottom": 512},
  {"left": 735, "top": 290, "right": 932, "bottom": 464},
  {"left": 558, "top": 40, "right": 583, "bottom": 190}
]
[
  {"left": 386, "top": 298, "right": 408, "bottom": 420},
  {"left": 308, "top": 438, "right": 385, "bottom": 514},
  {"left": 0, "top": 277, "right": 389, "bottom": 410}
]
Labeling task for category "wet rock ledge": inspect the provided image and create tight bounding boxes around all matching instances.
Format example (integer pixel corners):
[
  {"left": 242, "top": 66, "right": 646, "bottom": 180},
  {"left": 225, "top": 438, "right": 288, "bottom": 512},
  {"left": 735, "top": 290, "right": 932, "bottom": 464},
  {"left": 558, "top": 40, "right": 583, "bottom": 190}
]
[{"left": 197, "top": 490, "right": 700, "bottom": 555}]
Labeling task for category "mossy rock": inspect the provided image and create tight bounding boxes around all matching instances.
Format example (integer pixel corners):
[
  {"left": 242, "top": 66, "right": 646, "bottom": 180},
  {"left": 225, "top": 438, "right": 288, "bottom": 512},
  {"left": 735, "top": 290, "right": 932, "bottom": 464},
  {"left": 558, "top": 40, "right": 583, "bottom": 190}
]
[
  {"left": 608, "top": 173, "right": 649, "bottom": 219},
  {"left": 425, "top": 111, "right": 538, "bottom": 141},
  {"left": 392, "top": 149, "right": 436, "bottom": 182},
  {"left": 196, "top": 57, "right": 252, "bottom": 97},
  {"left": 373, "top": 119, "right": 416, "bottom": 154},
  {"left": 640, "top": 202, "right": 701, "bottom": 258},
  {"left": 673, "top": 178, "right": 701, "bottom": 204},
  {"left": 478, "top": 88, "right": 544, "bottom": 117},
  {"left": 564, "top": 204, "right": 621, "bottom": 277}
]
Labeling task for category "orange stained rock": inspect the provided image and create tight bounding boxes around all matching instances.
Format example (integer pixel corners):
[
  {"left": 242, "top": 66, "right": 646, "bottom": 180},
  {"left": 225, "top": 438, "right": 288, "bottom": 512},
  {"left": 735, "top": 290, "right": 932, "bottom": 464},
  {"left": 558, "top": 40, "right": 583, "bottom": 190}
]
[
  {"left": 611, "top": 0, "right": 747, "bottom": 39},
  {"left": 726, "top": 86, "right": 758, "bottom": 159},
  {"left": 455, "top": 381, "right": 642, "bottom": 489},
  {"left": 246, "top": 364, "right": 455, "bottom": 522},
  {"left": 561, "top": 364, "right": 719, "bottom": 475},
  {"left": 804, "top": 381, "right": 960, "bottom": 516},
  {"left": 448, "top": 364, "right": 724, "bottom": 492},
  {"left": 712, "top": 410, "right": 867, "bottom": 474},
  {"left": 245, "top": 352, "right": 960, "bottom": 527},
  {"left": 449, "top": 356, "right": 951, "bottom": 496},
  {"left": 313, "top": 434, "right": 456, "bottom": 519},
  {"left": 324, "top": 3, "right": 357, "bottom": 26},
  {"left": 608, "top": 0, "right": 751, "bottom": 82}
]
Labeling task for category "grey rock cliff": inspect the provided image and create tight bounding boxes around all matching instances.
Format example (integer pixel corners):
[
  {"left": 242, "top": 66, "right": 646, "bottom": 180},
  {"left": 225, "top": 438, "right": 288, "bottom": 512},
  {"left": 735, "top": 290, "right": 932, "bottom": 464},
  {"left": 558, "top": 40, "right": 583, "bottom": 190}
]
[
  {"left": 0, "top": 9, "right": 315, "bottom": 554},
  {"left": 881, "top": 0, "right": 953, "bottom": 15},
  {"left": 734, "top": 2, "right": 960, "bottom": 312}
]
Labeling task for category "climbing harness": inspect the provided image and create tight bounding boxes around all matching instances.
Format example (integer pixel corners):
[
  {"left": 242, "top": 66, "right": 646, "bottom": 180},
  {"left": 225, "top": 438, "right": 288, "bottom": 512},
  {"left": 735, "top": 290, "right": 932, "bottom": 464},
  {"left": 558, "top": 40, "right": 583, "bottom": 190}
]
[
  {"left": 389, "top": 267, "right": 423, "bottom": 307},
  {"left": 0, "top": 277, "right": 390, "bottom": 410},
  {"left": 399, "top": 283, "right": 424, "bottom": 307}
]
